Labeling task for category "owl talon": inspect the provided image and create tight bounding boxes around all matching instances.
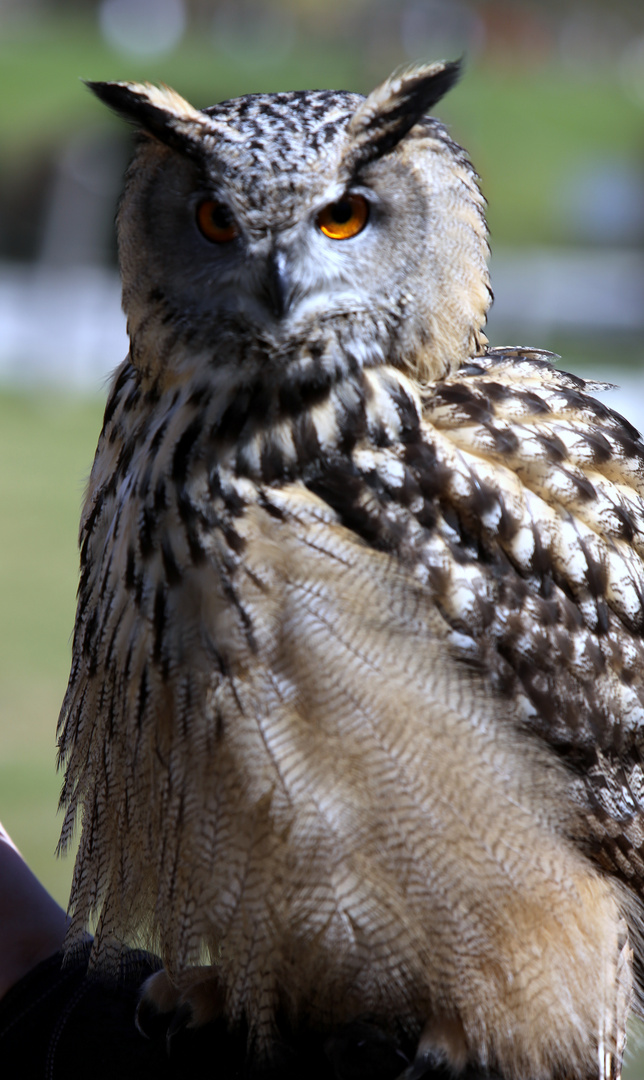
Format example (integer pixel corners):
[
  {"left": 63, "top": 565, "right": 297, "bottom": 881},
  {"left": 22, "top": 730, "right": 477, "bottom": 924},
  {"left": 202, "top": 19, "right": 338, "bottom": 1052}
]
[
  {"left": 134, "top": 992, "right": 159, "bottom": 1040},
  {"left": 135, "top": 968, "right": 185, "bottom": 1041},
  {"left": 165, "top": 1002, "right": 194, "bottom": 1052},
  {"left": 135, "top": 971, "right": 212, "bottom": 1056},
  {"left": 394, "top": 1053, "right": 439, "bottom": 1080}
]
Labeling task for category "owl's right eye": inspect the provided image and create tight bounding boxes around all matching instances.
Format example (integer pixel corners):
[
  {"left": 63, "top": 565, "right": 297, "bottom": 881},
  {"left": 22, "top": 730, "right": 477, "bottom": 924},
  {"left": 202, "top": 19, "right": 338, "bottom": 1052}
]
[{"left": 196, "top": 200, "right": 239, "bottom": 243}]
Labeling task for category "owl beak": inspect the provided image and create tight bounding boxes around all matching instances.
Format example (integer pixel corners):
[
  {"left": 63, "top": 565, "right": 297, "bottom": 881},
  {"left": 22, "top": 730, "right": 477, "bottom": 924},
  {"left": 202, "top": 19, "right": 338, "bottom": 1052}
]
[{"left": 263, "top": 249, "right": 293, "bottom": 320}]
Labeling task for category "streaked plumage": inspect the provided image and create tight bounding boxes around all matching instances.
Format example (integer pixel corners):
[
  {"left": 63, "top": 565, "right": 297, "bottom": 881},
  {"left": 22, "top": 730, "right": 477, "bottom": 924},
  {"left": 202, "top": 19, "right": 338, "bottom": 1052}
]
[{"left": 57, "top": 62, "right": 644, "bottom": 1079}]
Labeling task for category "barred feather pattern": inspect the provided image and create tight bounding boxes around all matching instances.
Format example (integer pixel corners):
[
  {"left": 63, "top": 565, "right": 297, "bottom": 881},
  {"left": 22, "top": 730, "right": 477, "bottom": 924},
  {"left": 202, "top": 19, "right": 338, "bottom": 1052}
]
[
  {"left": 58, "top": 340, "right": 644, "bottom": 1079},
  {"left": 57, "top": 62, "right": 644, "bottom": 1080}
]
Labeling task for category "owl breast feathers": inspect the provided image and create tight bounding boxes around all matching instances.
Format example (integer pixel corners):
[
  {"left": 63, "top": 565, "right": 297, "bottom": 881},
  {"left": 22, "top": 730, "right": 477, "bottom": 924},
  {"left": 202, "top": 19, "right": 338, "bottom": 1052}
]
[{"left": 56, "top": 62, "right": 644, "bottom": 1080}]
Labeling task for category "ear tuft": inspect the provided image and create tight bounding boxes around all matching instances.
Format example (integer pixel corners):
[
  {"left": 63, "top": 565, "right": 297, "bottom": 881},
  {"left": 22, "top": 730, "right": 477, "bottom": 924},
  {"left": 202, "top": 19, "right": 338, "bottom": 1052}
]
[
  {"left": 86, "top": 80, "right": 209, "bottom": 157},
  {"left": 344, "top": 59, "right": 461, "bottom": 174}
]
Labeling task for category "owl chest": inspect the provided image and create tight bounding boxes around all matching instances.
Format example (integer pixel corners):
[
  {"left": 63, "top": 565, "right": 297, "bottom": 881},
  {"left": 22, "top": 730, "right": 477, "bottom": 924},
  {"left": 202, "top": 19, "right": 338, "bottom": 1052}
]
[{"left": 76, "top": 431, "right": 630, "bottom": 1056}]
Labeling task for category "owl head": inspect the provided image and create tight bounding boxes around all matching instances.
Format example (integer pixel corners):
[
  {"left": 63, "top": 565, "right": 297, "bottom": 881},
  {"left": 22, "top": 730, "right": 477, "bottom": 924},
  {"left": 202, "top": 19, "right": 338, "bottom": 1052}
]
[{"left": 90, "top": 62, "right": 490, "bottom": 388}]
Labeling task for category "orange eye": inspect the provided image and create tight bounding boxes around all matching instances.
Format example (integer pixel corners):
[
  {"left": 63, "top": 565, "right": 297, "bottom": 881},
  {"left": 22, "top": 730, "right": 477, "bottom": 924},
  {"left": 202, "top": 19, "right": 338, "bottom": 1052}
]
[
  {"left": 196, "top": 200, "right": 239, "bottom": 243},
  {"left": 317, "top": 195, "right": 369, "bottom": 240}
]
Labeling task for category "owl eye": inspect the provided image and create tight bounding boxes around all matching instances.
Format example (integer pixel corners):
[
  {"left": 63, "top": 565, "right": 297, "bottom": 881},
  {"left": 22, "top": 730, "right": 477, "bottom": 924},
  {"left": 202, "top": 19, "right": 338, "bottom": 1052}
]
[
  {"left": 196, "top": 200, "right": 239, "bottom": 243},
  {"left": 317, "top": 195, "right": 369, "bottom": 240}
]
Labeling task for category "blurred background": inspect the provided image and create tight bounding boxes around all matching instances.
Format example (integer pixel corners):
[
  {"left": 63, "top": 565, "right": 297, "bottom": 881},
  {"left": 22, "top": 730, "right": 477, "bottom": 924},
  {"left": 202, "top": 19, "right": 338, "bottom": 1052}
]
[{"left": 1, "top": 0, "right": 644, "bottom": 1065}]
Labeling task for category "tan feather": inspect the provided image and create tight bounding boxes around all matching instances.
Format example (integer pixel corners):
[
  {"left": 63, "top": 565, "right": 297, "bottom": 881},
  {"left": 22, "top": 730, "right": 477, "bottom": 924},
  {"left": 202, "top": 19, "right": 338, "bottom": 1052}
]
[{"left": 57, "top": 67, "right": 644, "bottom": 1080}]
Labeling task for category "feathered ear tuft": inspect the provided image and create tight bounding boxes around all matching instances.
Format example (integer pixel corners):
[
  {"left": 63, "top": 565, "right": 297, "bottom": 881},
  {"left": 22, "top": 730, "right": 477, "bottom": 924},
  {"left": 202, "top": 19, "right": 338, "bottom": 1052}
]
[
  {"left": 343, "top": 59, "right": 461, "bottom": 174},
  {"left": 86, "top": 80, "right": 210, "bottom": 158}
]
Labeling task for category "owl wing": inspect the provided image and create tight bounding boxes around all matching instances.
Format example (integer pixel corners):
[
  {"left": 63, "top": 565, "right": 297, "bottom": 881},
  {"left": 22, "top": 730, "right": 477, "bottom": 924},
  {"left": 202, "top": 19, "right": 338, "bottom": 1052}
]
[
  {"left": 308, "top": 345, "right": 644, "bottom": 892},
  {"left": 426, "top": 347, "right": 644, "bottom": 880}
]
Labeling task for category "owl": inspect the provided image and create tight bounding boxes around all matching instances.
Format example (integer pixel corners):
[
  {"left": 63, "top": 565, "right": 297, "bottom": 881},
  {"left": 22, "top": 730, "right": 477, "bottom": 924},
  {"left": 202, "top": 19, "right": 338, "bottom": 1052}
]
[{"left": 56, "top": 61, "right": 644, "bottom": 1080}]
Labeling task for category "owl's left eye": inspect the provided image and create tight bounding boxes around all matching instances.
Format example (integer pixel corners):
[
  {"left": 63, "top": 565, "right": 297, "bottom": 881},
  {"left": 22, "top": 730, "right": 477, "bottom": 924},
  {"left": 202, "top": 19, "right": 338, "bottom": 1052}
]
[
  {"left": 317, "top": 195, "right": 369, "bottom": 240},
  {"left": 196, "top": 200, "right": 239, "bottom": 243}
]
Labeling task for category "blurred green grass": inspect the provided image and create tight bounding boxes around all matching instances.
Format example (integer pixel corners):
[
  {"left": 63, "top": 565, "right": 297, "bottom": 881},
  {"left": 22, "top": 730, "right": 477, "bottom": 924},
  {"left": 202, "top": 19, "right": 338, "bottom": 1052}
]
[{"left": 0, "top": 389, "right": 103, "bottom": 906}]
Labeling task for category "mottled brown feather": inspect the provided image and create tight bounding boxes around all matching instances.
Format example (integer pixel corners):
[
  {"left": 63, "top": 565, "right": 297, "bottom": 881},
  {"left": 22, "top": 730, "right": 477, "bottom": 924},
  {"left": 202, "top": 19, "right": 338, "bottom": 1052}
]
[{"left": 57, "top": 66, "right": 644, "bottom": 1080}]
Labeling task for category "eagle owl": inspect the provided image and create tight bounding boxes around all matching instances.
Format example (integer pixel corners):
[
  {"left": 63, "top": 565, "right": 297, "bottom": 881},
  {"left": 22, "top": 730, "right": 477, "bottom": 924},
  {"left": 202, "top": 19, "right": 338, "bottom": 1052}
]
[{"left": 57, "top": 61, "right": 644, "bottom": 1080}]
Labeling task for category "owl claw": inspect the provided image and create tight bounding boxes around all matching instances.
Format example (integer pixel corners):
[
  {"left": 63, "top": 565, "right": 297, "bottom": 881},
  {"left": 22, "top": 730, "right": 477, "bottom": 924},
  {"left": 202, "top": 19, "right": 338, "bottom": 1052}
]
[
  {"left": 134, "top": 968, "right": 189, "bottom": 1043},
  {"left": 394, "top": 1051, "right": 440, "bottom": 1080},
  {"left": 165, "top": 1002, "right": 194, "bottom": 1052},
  {"left": 134, "top": 970, "right": 215, "bottom": 1057},
  {"left": 134, "top": 991, "right": 157, "bottom": 1040},
  {"left": 136, "top": 964, "right": 225, "bottom": 1037}
]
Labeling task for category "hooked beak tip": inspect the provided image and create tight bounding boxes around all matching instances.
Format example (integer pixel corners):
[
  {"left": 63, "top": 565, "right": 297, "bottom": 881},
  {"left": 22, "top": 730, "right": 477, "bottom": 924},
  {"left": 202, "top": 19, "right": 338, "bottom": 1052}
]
[{"left": 264, "top": 249, "right": 292, "bottom": 319}]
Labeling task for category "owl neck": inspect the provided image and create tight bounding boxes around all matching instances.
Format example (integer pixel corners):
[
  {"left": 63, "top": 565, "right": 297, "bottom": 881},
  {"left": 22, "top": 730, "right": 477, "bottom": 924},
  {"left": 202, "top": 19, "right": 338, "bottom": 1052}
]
[
  {"left": 125, "top": 255, "right": 490, "bottom": 408},
  {"left": 107, "top": 331, "right": 425, "bottom": 493}
]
